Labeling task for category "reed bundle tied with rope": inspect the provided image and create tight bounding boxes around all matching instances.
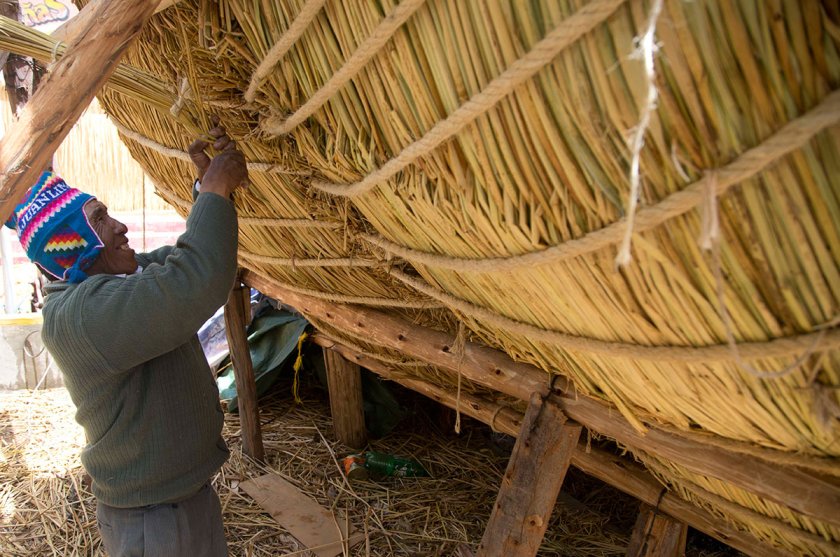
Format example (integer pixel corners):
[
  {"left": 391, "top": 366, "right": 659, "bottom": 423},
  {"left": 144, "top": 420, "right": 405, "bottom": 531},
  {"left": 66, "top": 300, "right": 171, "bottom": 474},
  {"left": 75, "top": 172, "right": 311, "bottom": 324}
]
[{"left": 21, "top": 0, "right": 835, "bottom": 554}]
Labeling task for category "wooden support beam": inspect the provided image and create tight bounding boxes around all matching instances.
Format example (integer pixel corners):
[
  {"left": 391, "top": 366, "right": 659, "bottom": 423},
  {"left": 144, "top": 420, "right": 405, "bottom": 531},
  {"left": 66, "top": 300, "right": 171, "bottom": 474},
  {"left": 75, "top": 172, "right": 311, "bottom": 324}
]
[
  {"left": 51, "top": 0, "right": 179, "bottom": 43},
  {"left": 243, "top": 272, "right": 840, "bottom": 529},
  {"left": 0, "top": 0, "right": 163, "bottom": 222},
  {"left": 477, "top": 393, "right": 582, "bottom": 557},
  {"left": 626, "top": 503, "right": 687, "bottom": 557},
  {"left": 311, "top": 334, "right": 799, "bottom": 557},
  {"left": 324, "top": 349, "right": 367, "bottom": 449},
  {"left": 223, "top": 282, "right": 264, "bottom": 462}
]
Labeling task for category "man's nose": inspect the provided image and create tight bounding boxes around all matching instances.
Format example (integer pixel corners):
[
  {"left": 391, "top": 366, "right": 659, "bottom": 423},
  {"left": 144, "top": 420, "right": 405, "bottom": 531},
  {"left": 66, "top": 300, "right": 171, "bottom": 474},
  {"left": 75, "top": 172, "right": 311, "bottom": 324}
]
[{"left": 115, "top": 220, "right": 128, "bottom": 235}]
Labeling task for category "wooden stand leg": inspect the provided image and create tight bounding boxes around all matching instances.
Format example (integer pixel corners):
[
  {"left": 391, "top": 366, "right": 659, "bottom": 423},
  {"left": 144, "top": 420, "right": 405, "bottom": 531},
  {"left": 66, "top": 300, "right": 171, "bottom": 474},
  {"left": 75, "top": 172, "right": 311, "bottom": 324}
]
[
  {"left": 324, "top": 349, "right": 367, "bottom": 449},
  {"left": 477, "top": 393, "right": 582, "bottom": 557},
  {"left": 223, "top": 282, "right": 265, "bottom": 462},
  {"left": 627, "top": 503, "right": 687, "bottom": 557}
]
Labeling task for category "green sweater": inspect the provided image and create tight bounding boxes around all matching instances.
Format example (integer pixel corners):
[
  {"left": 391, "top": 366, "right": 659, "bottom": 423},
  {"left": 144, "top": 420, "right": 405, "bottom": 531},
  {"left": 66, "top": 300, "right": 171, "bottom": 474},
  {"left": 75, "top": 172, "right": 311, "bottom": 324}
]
[{"left": 42, "top": 192, "right": 237, "bottom": 508}]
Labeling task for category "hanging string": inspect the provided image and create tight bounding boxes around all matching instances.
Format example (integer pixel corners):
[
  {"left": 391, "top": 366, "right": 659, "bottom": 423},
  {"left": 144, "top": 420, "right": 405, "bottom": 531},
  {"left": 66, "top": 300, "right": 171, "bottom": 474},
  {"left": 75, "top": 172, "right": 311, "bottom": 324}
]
[
  {"left": 453, "top": 322, "right": 467, "bottom": 434},
  {"left": 700, "top": 174, "right": 833, "bottom": 379},
  {"left": 291, "top": 331, "right": 309, "bottom": 403},
  {"left": 615, "top": 0, "right": 664, "bottom": 268},
  {"left": 47, "top": 40, "right": 64, "bottom": 72}
]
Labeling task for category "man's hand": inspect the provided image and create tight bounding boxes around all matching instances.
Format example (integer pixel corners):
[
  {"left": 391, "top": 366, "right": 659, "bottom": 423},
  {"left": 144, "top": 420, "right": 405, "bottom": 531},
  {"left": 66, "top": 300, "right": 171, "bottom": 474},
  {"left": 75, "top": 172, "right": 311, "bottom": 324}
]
[{"left": 189, "top": 116, "right": 248, "bottom": 198}]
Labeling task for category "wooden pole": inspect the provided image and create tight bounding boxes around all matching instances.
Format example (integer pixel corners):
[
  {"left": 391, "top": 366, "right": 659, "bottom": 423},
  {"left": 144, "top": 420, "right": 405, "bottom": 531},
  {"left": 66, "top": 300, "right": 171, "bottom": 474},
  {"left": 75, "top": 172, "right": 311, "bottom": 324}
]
[
  {"left": 223, "top": 282, "right": 264, "bottom": 462},
  {"left": 242, "top": 272, "right": 840, "bottom": 528},
  {"left": 0, "top": 0, "right": 162, "bottom": 221},
  {"left": 477, "top": 393, "right": 581, "bottom": 557},
  {"left": 51, "top": 0, "right": 180, "bottom": 44},
  {"left": 626, "top": 503, "right": 687, "bottom": 557},
  {"left": 323, "top": 348, "right": 367, "bottom": 449},
  {"left": 309, "top": 334, "right": 801, "bottom": 557}
]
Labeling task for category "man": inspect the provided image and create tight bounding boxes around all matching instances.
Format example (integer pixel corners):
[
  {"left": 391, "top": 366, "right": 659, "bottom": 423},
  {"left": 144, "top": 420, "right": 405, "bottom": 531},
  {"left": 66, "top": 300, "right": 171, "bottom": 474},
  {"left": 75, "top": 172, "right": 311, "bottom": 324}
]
[{"left": 4, "top": 119, "right": 247, "bottom": 556}]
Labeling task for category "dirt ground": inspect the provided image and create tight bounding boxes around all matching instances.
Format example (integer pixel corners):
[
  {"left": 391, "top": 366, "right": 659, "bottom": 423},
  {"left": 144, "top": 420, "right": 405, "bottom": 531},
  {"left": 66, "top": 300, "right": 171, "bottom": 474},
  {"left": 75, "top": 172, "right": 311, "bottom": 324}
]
[{"left": 0, "top": 367, "right": 736, "bottom": 556}]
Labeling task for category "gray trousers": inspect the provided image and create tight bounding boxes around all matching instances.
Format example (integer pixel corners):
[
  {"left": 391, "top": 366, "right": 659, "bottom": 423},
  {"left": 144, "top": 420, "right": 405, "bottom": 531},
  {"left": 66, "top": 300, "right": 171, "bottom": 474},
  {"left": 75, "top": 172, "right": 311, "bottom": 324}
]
[{"left": 96, "top": 483, "right": 228, "bottom": 557}]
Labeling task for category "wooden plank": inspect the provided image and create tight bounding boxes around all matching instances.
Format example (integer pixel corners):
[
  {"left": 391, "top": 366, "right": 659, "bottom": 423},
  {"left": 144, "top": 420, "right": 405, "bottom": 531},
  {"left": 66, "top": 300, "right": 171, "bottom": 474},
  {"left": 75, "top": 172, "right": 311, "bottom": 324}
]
[
  {"left": 324, "top": 348, "right": 367, "bottom": 449},
  {"left": 223, "top": 282, "right": 264, "bottom": 462},
  {"left": 242, "top": 272, "right": 840, "bottom": 529},
  {"left": 0, "top": 0, "right": 162, "bottom": 222},
  {"left": 476, "top": 393, "right": 582, "bottom": 557},
  {"left": 241, "top": 473, "right": 363, "bottom": 557},
  {"left": 308, "top": 334, "right": 799, "bottom": 557},
  {"left": 627, "top": 503, "right": 686, "bottom": 557}
]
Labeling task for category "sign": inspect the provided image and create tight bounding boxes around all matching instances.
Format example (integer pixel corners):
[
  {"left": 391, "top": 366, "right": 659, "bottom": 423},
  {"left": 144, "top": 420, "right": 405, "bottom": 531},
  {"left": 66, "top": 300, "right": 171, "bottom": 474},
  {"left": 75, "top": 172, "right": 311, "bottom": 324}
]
[{"left": 19, "top": 0, "right": 78, "bottom": 34}]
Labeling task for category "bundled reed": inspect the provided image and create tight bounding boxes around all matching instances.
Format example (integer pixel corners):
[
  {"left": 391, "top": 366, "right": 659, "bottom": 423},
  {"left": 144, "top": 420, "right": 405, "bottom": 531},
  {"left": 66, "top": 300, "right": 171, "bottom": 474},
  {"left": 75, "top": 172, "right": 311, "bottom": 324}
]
[
  {"left": 13, "top": 0, "right": 839, "bottom": 553},
  {"left": 0, "top": 386, "right": 635, "bottom": 556}
]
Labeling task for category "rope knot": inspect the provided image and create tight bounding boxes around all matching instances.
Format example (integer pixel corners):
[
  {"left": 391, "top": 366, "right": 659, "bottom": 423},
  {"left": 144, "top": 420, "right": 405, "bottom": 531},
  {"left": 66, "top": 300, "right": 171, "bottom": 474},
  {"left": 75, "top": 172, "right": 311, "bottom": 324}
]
[
  {"left": 169, "top": 78, "right": 192, "bottom": 117},
  {"left": 698, "top": 171, "right": 721, "bottom": 251}
]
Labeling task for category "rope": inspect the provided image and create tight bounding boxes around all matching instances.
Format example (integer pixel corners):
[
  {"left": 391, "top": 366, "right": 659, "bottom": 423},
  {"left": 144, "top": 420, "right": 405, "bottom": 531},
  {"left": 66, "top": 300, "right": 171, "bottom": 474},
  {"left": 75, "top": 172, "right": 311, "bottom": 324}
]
[
  {"left": 153, "top": 188, "right": 340, "bottom": 231},
  {"left": 489, "top": 403, "right": 511, "bottom": 434},
  {"left": 262, "top": 0, "right": 428, "bottom": 136},
  {"left": 311, "top": 0, "right": 628, "bottom": 197},
  {"left": 239, "top": 250, "right": 381, "bottom": 268},
  {"left": 706, "top": 236, "right": 834, "bottom": 378},
  {"left": 244, "top": 0, "right": 327, "bottom": 103},
  {"left": 358, "top": 89, "right": 840, "bottom": 272},
  {"left": 615, "top": 0, "right": 663, "bottom": 268},
  {"left": 113, "top": 120, "right": 193, "bottom": 163},
  {"left": 259, "top": 277, "right": 443, "bottom": 308},
  {"left": 155, "top": 188, "right": 191, "bottom": 210},
  {"left": 111, "top": 120, "right": 310, "bottom": 175},
  {"left": 453, "top": 322, "right": 466, "bottom": 434},
  {"left": 238, "top": 216, "right": 339, "bottom": 229},
  {"left": 696, "top": 170, "right": 836, "bottom": 379},
  {"left": 387, "top": 268, "right": 840, "bottom": 363},
  {"left": 47, "top": 40, "right": 64, "bottom": 72},
  {"left": 169, "top": 77, "right": 191, "bottom": 117}
]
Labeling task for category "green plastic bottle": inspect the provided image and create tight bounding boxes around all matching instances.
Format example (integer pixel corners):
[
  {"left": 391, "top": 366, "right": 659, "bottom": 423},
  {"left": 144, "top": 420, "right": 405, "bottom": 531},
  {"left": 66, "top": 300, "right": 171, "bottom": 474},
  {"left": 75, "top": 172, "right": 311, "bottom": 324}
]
[{"left": 363, "top": 451, "right": 429, "bottom": 478}]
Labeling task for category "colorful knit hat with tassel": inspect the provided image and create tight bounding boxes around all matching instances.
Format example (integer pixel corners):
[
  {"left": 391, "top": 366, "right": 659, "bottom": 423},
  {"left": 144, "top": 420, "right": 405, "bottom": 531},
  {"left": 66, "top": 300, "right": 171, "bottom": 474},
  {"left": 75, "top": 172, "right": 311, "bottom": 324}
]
[{"left": 4, "top": 171, "right": 103, "bottom": 283}]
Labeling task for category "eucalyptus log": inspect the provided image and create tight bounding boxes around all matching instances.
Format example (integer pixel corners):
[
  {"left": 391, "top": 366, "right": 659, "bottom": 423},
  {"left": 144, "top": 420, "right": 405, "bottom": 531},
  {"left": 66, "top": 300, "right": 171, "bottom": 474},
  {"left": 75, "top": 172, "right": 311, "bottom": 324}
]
[
  {"left": 246, "top": 271, "right": 840, "bottom": 529},
  {"left": 477, "top": 393, "right": 581, "bottom": 557},
  {"left": 324, "top": 349, "right": 367, "bottom": 449},
  {"left": 51, "top": 0, "right": 178, "bottom": 44},
  {"left": 312, "top": 336, "right": 795, "bottom": 557},
  {"left": 223, "top": 282, "right": 264, "bottom": 462},
  {"left": 0, "top": 0, "right": 162, "bottom": 221}
]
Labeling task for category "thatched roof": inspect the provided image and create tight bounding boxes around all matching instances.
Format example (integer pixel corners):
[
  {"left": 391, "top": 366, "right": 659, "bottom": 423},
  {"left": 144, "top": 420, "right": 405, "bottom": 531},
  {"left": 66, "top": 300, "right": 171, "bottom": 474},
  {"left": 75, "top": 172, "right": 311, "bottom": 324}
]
[{"left": 2, "top": 0, "right": 839, "bottom": 554}]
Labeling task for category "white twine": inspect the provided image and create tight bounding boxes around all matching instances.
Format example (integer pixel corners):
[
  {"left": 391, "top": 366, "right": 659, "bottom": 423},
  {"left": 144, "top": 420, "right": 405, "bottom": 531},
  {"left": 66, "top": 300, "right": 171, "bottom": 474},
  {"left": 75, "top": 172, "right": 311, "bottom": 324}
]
[
  {"left": 170, "top": 77, "right": 191, "bottom": 117},
  {"left": 698, "top": 172, "right": 720, "bottom": 250},
  {"left": 453, "top": 322, "right": 467, "bottom": 435},
  {"left": 701, "top": 181, "right": 834, "bottom": 380},
  {"left": 47, "top": 40, "right": 64, "bottom": 72},
  {"left": 615, "top": 0, "right": 664, "bottom": 268}
]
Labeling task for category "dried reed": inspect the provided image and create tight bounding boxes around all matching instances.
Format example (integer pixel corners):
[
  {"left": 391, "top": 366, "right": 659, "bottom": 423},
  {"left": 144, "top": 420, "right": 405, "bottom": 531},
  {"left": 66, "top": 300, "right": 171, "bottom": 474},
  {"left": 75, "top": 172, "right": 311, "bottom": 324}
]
[
  {"left": 0, "top": 385, "right": 634, "bottom": 556},
  {"left": 4, "top": 0, "right": 835, "bottom": 553}
]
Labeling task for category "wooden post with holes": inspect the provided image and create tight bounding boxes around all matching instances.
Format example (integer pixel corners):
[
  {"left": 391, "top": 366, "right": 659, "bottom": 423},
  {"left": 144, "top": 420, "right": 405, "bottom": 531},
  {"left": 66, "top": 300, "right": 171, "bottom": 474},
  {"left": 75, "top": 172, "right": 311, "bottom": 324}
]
[
  {"left": 223, "top": 281, "right": 264, "bottom": 462},
  {"left": 627, "top": 503, "right": 687, "bottom": 557},
  {"left": 244, "top": 270, "right": 840, "bottom": 532},
  {"left": 324, "top": 348, "right": 367, "bottom": 449},
  {"left": 476, "top": 393, "right": 582, "bottom": 557}
]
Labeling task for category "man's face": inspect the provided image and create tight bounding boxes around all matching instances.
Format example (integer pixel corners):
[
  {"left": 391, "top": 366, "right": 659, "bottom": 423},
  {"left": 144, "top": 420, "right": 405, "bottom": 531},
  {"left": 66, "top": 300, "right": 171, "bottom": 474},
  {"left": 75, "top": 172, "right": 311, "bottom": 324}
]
[{"left": 83, "top": 199, "right": 137, "bottom": 276}]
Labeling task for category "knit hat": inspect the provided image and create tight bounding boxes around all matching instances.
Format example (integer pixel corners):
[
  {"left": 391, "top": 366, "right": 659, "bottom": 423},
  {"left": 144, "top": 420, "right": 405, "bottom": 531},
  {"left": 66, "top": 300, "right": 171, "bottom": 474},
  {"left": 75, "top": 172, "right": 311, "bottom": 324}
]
[{"left": 4, "top": 171, "right": 103, "bottom": 283}]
